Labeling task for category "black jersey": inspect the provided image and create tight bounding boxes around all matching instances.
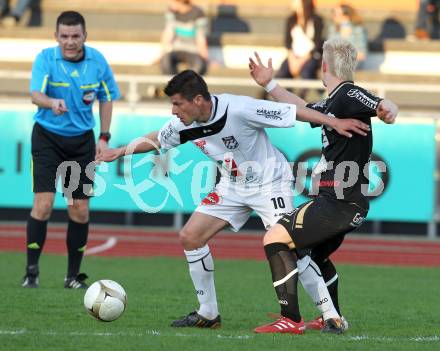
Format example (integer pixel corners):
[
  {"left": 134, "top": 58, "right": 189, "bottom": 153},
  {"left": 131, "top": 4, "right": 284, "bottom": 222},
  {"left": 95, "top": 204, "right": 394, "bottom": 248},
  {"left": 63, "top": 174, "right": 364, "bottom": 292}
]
[{"left": 306, "top": 81, "right": 382, "bottom": 210}]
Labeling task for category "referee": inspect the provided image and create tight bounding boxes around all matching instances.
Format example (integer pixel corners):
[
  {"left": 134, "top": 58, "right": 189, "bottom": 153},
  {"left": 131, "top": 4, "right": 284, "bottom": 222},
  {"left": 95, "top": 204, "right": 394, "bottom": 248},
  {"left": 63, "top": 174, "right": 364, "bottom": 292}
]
[{"left": 22, "top": 11, "right": 120, "bottom": 288}]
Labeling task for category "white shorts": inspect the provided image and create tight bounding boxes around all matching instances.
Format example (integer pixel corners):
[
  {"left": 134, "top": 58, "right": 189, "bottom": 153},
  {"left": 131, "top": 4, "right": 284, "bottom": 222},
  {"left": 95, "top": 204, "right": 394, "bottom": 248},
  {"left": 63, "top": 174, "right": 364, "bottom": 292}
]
[{"left": 195, "top": 182, "right": 294, "bottom": 232}]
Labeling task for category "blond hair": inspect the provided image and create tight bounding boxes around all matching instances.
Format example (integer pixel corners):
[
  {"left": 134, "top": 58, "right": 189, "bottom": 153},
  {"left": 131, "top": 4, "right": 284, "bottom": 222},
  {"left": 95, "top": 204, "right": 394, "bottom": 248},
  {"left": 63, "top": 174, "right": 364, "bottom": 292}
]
[{"left": 323, "top": 38, "right": 357, "bottom": 81}]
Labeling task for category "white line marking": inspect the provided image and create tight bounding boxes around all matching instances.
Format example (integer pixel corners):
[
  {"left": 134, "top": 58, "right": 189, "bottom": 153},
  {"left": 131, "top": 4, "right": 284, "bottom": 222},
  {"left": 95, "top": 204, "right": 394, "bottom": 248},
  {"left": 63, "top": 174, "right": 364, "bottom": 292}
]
[
  {"left": 84, "top": 237, "right": 117, "bottom": 256},
  {"left": 411, "top": 336, "right": 440, "bottom": 342},
  {"left": 348, "top": 335, "right": 440, "bottom": 342},
  {"left": 0, "top": 329, "right": 26, "bottom": 335},
  {"left": 0, "top": 329, "right": 438, "bottom": 342}
]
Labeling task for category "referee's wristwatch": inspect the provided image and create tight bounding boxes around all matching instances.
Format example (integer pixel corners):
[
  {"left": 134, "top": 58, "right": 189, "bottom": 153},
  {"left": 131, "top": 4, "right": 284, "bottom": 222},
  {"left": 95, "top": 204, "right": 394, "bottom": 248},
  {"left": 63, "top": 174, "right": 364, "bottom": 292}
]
[{"left": 99, "top": 132, "right": 111, "bottom": 142}]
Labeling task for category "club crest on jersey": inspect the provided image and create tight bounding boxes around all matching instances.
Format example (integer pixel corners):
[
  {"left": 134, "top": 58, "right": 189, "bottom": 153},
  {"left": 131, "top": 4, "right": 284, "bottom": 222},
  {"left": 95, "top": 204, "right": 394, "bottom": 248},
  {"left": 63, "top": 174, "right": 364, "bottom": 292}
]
[
  {"left": 201, "top": 191, "right": 222, "bottom": 205},
  {"left": 222, "top": 136, "right": 239, "bottom": 150},
  {"left": 82, "top": 90, "right": 95, "bottom": 105}
]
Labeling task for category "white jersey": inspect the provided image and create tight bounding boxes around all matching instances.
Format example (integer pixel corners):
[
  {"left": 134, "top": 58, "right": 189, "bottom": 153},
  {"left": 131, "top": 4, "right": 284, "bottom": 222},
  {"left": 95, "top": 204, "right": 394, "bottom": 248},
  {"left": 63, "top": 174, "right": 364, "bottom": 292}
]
[{"left": 158, "top": 94, "right": 296, "bottom": 191}]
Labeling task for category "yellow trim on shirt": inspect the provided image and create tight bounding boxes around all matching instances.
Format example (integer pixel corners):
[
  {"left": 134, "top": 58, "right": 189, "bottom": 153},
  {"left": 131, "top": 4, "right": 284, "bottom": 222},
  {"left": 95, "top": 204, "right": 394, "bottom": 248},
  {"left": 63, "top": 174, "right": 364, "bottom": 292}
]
[
  {"left": 101, "top": 80, "right": 112, "bottom": 101},
  {"left": 48, "top": 81, "right": 70, "bottom": 87},
  {"left": 40, "top": 75, "right": 49, "bottom": 93},
  {"left": 80, "top": 83, "right": 99, "bottom": 89}
]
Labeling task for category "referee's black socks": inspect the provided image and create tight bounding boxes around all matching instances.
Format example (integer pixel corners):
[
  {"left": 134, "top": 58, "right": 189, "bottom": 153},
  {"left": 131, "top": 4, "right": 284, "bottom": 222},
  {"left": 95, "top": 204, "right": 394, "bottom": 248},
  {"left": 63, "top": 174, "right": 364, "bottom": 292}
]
[
  {"left": 66, "top": 219, "right": 89, "bottom": 278},
  {"left": 264, "top": 243, "right": 301, "bottom": 322},
  {"left": 26, "top": 216, "right": 48, "bottom": 269}
]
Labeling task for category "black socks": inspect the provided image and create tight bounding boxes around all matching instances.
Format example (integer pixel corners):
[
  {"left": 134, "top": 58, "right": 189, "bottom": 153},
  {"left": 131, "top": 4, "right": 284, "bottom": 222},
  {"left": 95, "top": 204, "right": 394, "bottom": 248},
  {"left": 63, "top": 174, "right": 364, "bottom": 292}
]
[
  {"left": 66, "top": 219, "right": 89, "bottom": 278},
  {"left": 26, "top": 216, "right": 48, "bottom": 268},
  {"left": 264, "top": 242, "right": 301, "bottom": 322}
]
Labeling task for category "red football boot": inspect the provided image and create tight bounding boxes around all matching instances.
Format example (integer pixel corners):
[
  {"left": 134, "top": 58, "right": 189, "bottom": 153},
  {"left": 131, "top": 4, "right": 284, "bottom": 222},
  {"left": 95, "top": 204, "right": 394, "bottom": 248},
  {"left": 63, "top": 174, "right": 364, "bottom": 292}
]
[
  {"left": 254, "top": 316, "right": 305, "bottom": 334},
  {"left": 305, "top": 315, "right": 325, "bottom": 330}
]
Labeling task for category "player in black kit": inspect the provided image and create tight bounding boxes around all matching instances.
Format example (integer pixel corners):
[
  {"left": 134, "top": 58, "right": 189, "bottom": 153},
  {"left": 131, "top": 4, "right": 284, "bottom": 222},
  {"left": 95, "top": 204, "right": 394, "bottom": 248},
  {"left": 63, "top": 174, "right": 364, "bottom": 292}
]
[{"left": 249, "top": 37, "right": 398, "bottom": 334}]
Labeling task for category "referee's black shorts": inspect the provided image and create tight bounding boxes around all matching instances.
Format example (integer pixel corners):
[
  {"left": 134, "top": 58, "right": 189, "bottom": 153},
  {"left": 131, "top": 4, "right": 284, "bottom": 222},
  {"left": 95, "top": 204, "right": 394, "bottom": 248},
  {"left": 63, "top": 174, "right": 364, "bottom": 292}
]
[
  {"left": 31, "top": 122, "right": 95, "bottom": 199},
  {"left": 278, "top": 196, "right": 368, "bottom": 250}
]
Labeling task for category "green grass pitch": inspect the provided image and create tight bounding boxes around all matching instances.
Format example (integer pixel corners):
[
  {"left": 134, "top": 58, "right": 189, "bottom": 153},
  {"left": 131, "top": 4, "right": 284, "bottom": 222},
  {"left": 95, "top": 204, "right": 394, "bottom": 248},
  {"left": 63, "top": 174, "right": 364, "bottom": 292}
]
[{"left": 1, "top": 252, "right": 439, "bottom": 351}]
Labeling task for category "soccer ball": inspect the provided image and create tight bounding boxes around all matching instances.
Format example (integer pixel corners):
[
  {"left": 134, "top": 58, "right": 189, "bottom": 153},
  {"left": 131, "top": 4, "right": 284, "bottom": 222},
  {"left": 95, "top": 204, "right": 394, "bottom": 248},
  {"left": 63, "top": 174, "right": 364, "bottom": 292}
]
[{"left": 84, "top": 280, "right": 127, "bottom": 322}]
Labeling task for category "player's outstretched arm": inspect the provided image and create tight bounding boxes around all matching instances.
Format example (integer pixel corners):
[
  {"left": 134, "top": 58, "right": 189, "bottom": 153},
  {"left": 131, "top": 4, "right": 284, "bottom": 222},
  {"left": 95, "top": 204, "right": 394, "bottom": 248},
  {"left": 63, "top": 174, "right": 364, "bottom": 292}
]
[
  {"left": 249, "top": 52, "right": 307, "bottom": 107},
  {"left": 377, "top": 99, "right": 398, "bottom": 124},
  {"left": 96, "top": 131, "right": 161, "bottom": 162},
  {"left": 249, "top": 52, "right": 370, "bottom": 137},
  {"left": 297, "top": 106, "right": 370, "bottom": 137}
]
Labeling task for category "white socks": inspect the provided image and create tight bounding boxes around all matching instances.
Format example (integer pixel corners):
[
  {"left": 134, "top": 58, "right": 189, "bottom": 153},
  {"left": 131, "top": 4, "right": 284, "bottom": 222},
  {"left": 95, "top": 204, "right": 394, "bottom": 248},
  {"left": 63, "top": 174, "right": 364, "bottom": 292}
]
[
  {"left": 184, "top": 247, "right": 337, "bottom": 321},
  {"left": 298, "top": 257, "right": 340, "bottom": 320},
  {"left": 184, "top": 244, "right": 219, "bottom": 320}
]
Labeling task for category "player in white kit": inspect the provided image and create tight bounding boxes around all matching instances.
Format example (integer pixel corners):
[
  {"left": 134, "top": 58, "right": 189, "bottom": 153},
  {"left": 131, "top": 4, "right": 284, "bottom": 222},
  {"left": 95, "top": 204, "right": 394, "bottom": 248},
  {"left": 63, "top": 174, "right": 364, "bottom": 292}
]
[{"left": 97, "top": 70, "right": 370, "bottom": 328}]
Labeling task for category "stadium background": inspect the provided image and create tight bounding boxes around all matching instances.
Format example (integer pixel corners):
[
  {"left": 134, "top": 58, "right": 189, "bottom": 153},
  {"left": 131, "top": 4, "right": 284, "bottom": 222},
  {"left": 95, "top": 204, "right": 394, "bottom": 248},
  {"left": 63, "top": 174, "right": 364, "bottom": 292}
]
[
  {"left": 1, "top": 0, "right": 439, "bottom": 236},
  {"left": 1, "top": 1, "right": 440, "bottom": 350}
]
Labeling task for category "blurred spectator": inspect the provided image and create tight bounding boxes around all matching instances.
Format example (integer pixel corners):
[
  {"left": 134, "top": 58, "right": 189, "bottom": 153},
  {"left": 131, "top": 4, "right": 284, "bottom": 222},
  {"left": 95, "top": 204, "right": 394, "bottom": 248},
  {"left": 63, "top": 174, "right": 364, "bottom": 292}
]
[
  {"left": 0, "top": 0, "right": 9, "bottom": 18},
  {"left": 210, "top": 4, "right": 250, "bottom": 36},
  {"left": 209, "top": 4, "right": 250, "bottom": 67},
  {"left": 328, "top": 4, "right": 368, "bottom": 68},
  {"left": 160, "top": 0, "right": 208, "bottom": 75},
  {"left": 275, "top": 0, "right": 323, "bottom": 98},
  {"left": 0, "top": 0, "right": 42, "bottom": 28},
  {"left": 414, "top": 0, "right": 440, "bottom": 39}
]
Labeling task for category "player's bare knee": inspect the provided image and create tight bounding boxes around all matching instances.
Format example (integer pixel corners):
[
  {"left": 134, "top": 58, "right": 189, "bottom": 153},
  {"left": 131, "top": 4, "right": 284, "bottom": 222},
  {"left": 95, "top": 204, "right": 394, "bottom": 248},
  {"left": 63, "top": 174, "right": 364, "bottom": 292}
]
[
  {"left": 68, "top": 201, "right": 89, "bottom": 223},
  {"left": 263, "top": 229, "right": 278, "bottom": 246},
  {"left": 72, "top": 211, "right": 89, "bottom": 223},
  {"left": 69, "top": 211, "right": 89, "bottom": 223},
  {"left": 31, "top": 201, "right": 53, "bottom": 220},
  {"left": 178, "top": 229, "right": 202, "bottom": 250},
  {"left": 263, "top": 224, "right": 293, "bottom": 247}
]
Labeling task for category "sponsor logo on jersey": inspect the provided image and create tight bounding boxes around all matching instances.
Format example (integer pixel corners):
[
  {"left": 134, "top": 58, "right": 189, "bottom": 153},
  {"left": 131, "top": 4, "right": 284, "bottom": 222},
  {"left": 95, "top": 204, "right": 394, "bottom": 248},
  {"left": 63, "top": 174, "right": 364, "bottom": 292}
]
[
  {"left": 319, "top": 180, "right": 341, "bottom": 187},
  {"left": 160, "top": 125, "right": 174, "bottom": 141},
  {"left": 350, "top": 212, "right": 365, "bottom": 227},
  {"left": 223, "top": 157, "right": 241, "bottom": 181},
  {"left": 194, "top": 140, "right": 208, "bottom": 154},
  {"left": 256, "top": 108, "right": 283, "bottom": 120},
  {"left": 347, "top": 89, "right": 379, "bottom": 109},
  {"left": 201, "top": 191, "right": 222, "bottom": 205},
  {"left": 244, "top": 166, "right": 256, "bottom": 182},
  {"left": 82, "top": 90, "right": 95, "bottom": 105},
  {"left": 311, "top": 99, "right": 328, "bottom": 109},
  {"left": 222, "top": 135, "right": 239, "bottom": 150}
]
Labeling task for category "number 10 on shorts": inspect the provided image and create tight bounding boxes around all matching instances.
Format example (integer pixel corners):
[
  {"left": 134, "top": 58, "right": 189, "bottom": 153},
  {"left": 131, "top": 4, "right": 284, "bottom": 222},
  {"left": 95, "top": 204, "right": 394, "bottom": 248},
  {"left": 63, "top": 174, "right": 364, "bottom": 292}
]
[{"left": 271, "top": 197, "right": 286, "bottom": 209}]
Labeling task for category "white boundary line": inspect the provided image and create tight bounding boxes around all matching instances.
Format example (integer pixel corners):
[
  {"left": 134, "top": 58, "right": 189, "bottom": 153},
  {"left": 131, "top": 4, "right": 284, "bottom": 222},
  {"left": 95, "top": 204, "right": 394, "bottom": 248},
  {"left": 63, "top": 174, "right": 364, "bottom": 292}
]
[
  {"left": 84, "top": 237, "right": 117, "bottom": 256},
  {"left": 1, "top": 329, "right": 439, "bottom": 342}
]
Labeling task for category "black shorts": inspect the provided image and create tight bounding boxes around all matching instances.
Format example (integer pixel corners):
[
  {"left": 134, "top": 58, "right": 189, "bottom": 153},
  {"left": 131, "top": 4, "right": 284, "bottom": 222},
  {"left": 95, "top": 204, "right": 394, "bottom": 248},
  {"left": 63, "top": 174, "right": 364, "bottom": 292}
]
[
  {"left": 31, "top": 123, "right": 95, "bottom": 199},
  {"left": 310, "top": 234, "right": 345, "bottom": 264},
  {"left": 278, "top": 196, "right": 367, "bottom": 250}
]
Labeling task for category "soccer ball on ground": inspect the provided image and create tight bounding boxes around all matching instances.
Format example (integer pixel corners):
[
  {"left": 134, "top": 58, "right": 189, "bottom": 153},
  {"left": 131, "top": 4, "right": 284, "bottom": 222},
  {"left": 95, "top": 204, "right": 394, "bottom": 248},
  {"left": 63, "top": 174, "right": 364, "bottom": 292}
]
[{"left": 84, "top": 280, "right": 127, "bottom": 322}]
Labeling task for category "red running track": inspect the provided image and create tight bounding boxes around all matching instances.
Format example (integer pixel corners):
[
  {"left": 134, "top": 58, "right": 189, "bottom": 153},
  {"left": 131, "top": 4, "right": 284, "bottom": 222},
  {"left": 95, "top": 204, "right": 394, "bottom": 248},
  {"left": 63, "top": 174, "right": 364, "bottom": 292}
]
[{"left": 1, "top": 224, "right": 440, "bottom": 267}]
